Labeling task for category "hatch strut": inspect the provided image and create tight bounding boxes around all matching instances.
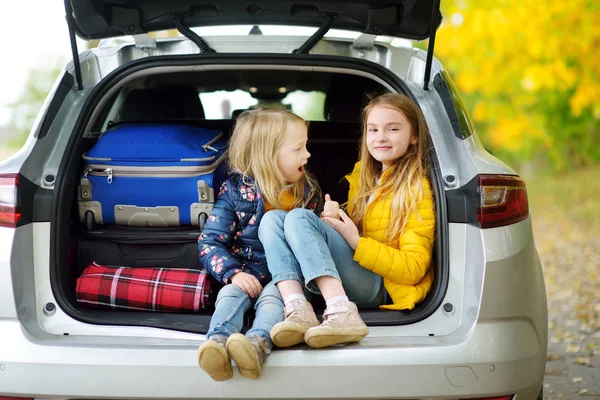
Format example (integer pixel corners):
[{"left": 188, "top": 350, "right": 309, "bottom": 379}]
[
  {"left": 293, "top": 14, "right": 337, "bottom": 54},
  {"left": 172, "top": 14, "right": 216, "bottom": 53},
  {"left": 423, "top": 0, "right": 441, "bottom": 91},
  {"left": 64, "top": 0, "right": 83, "bottom": 90}
]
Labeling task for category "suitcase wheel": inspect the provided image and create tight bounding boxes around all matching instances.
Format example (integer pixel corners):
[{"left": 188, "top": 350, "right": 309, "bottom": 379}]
[
  {"left": 84, "top": 210, "right": 97, "bottom": 232},
  {"left": 198, "top": 213, "right": 208, "bottom": 232}
]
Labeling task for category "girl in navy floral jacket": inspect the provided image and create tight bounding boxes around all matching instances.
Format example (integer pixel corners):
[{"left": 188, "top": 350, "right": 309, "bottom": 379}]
[{"left": 197, "top": 108, "right": 322, "bottom": 381}]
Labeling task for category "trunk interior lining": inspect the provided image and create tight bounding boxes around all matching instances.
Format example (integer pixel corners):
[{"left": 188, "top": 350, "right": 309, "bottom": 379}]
[{"left": 52, "top": 63, "right": 447, "bottom": 333}]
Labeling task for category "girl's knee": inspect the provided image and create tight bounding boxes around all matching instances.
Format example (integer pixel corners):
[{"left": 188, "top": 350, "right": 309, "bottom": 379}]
[
  {"left": 258, "top": 210, "right": 286, "bottom": 239},
  {"left": 285, "top": 208, "right": 317, "bottom": 228},
  {"left": 287, "top": 208, "right": 313, "bottom": 219},
  {"left": 215, "top": 283, "right": 247, "bottom": 305}
]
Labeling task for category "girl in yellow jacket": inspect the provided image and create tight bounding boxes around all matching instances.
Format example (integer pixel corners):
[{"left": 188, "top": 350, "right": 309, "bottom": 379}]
[{"left": 258, "top": 93, "right": 435, "bottom": 349}]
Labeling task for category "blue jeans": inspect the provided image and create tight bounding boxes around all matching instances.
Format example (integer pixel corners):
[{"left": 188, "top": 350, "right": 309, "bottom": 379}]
[
  {"left": 258, "top": 208, "right": 385, "bottom": 308},
  {"left": 207, "top": 281, "right": 283, "bottom": 348}
]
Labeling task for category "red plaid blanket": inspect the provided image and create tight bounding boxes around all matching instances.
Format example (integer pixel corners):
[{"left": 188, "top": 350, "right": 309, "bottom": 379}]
[{"left": 76, "top": 262, "right": 212, "bottom": 312}]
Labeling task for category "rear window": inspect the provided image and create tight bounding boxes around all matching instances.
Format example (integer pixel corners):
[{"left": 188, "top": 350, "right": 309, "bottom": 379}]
[
  {"left": 199, "top": 90, "right": 326, "bottom": 121},
  {"left": 435, "top": 70, "right": 475, "bottom": 139}
]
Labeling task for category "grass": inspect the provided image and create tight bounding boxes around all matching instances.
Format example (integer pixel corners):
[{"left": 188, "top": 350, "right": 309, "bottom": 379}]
[
  {"left": 5, "top": 135, "right": 26, "bottom": 150},
  {"left": 0, "top": 136, "right": 27, "bottom": 162},
  {"left": 525, "top": 165, "right": 600, "bottom": 235}
]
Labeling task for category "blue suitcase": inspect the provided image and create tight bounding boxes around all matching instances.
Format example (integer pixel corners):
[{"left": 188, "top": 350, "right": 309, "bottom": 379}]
[{"left": 77, "top": 123, "right": 227, "bottom": 230}]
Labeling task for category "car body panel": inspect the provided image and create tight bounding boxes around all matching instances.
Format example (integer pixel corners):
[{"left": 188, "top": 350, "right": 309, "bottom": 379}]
[{"left": 1, "top": 317, "right": 542, "bottom": 399}]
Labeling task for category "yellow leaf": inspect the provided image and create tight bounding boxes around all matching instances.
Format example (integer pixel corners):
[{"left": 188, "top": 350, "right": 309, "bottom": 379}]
[{"left": 574, "top": 357, "right": 591, "bottom": 366}]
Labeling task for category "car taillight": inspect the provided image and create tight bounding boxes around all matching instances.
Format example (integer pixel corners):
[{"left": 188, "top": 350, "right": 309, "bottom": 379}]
[
  {"left": 477, "top": 175, "right": 529, "bottom": 229},
  {"left": 0, "top": 173, "right": 21, "bottom": 228}
]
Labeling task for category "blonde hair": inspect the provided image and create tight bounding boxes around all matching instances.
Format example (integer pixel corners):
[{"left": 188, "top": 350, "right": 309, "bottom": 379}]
[
  {"left": 228, "top": 107, "right": 319, "bottom": 209},
  {"left": 349, "top": 94, "right": 431, "bottom": 244}
]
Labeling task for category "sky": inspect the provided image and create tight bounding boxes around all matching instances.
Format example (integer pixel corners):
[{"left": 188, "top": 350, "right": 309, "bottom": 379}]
[{"left": 0, "top": 1, "right": 76, "bottom": 127}]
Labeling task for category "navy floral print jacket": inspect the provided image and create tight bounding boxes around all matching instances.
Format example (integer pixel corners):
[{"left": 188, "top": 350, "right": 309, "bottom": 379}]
[{"left": 198, "top": 172, "right": 323, "bottom": 286}]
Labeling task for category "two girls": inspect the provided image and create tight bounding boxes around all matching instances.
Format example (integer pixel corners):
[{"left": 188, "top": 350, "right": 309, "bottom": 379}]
[{"left": 198, "top": 93, "right": 435, "bottom": 380}]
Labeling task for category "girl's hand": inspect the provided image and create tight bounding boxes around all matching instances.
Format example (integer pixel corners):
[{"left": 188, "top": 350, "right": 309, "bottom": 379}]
[
  {"left": 320, "top": 194, "right": 340, "bottom": 218},
  {"left": 323, "top": 210, "right": 360, "bottom": 250},
  {"left": 230, "top": 272, "right": 263, "bottom": 298}
]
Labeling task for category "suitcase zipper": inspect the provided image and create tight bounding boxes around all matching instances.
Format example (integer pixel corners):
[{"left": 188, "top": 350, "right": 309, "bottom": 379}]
[
  {"left": 83, "top": 167, "right": 114, "bottom": 183},
  {"left": 201, "top": 132, "right": 223, "bottom": 153},
  {"left": 83, "top": 154, "right": 225, "bottom": 184}
]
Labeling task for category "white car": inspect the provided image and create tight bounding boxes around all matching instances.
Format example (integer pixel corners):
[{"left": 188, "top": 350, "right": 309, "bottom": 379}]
[{"left": 0, "top": 1, "right": 547, "bottom": 399}]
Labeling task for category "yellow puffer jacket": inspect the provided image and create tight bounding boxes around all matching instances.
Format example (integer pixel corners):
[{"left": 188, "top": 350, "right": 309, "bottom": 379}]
[{"left": 346, "top": 162, "right": 435, "bottom": 310}]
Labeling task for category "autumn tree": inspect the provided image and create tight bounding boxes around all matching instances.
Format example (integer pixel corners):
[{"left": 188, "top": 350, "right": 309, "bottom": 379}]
[{"left": 434, "top": 0, "right": 600, "bottom": 171}]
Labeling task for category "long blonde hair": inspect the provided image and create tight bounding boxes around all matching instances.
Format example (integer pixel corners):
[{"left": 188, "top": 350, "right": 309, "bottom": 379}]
[
  {"left": 228, "top": 107, "right": 319, "bottom": 209},
  {"left": 349, "top": 94, "right": 431, "bottom": 244}
]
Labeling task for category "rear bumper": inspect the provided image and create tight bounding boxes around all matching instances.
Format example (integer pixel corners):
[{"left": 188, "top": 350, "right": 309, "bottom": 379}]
[{"left": 1, "top": 317, "right": 544, "bottom": 400}]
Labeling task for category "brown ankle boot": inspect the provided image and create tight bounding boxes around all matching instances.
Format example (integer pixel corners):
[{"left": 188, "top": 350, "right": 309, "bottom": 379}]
[
  {"left": 226, "top": 333, "right": 271, "bottom": 380},
  {"left": 270, "top": 299, "right": 320, "bottom": 347},
  {"left": 197, "top": 334, "right": 233, "bottom": 381},
  {"left": 304, "top": 301, "right": 369, "bottom": 349}
]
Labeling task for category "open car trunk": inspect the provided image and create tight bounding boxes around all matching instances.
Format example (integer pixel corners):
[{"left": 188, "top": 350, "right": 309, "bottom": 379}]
[{"left": 51, "top": 54, "right": 448, "bottom": 333}]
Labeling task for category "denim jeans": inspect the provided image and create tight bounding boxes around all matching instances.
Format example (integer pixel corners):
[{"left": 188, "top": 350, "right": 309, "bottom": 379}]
[
  {"left": 258, "top": 208, "right": 385, "bottom": 308},
  {"left": 207, "top": 280, "right": 283, "bottom": 348}
]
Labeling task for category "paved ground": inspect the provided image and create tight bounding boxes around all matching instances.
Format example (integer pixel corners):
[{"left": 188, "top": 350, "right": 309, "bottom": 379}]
[{"left": 533, "top": 201, "right": 600, "bottom": 399}]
